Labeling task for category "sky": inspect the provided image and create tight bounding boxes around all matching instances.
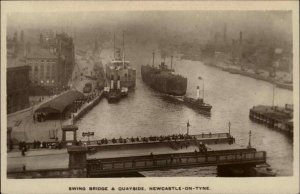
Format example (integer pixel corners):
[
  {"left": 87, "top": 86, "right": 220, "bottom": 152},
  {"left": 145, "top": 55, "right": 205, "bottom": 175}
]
[{"left": 7, "top": 11, "right": 292, "bottom": 44}]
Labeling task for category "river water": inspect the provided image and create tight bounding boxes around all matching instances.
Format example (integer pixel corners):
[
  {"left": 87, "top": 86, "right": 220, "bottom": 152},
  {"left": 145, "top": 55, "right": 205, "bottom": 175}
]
[{"left": 77, "top": 45, "right": 293, "bottom": 176}]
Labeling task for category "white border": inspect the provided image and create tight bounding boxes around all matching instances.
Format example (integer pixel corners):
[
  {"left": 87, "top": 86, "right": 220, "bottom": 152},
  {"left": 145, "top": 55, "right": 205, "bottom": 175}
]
[{"left": 1, "top": 1, "right": 299, "bottom": 194}]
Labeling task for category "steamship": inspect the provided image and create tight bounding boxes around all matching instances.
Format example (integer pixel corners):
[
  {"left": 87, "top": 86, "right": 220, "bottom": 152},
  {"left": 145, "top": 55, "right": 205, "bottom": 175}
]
[
  {"left": 182, "top": 82, "right": 212, "bottom": 112},
  {"left": 165, "top": 85, "right": 212, "bottom": 113},
  {"left": 104, "top": 32, "right": 136, "bottom": 102},
  {"left": 141, "top": 51, "right": 187, "bottom": 96}
]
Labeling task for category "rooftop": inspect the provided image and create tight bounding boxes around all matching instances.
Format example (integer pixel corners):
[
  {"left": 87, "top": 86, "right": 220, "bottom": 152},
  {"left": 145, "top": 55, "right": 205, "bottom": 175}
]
[
  {"left": 35, "top": 90, "right": 85, "bottom": 114},
  {"left": 7, "top": 57, "right": 27, "bottom": 69},
  {"left": 26, "top": 46, "right": 57, "bottom": 60}
]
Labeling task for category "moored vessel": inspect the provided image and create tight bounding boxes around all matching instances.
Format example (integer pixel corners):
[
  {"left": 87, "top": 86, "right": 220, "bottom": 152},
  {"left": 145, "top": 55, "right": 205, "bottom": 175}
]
[
  {"left": 104, "top": 32, "right": 135, "bottom": 102},
  {"left": 141, "top": 51, "right": 187, "bottom": 96}
]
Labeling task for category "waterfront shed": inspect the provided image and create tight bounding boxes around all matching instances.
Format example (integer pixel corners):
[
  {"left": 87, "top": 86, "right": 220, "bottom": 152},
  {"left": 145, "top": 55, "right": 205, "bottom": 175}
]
[{"left": 35, "top": 90, "right": 85, "bottom": 120}]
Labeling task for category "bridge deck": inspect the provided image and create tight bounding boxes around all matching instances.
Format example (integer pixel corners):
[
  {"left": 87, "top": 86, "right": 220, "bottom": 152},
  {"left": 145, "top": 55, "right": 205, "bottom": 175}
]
[
  {"left": 87, "top": 142, "right": 244, "bottom": 160},
  {"left": 87, "top": 147, "right": 266, "bottom": 177}
]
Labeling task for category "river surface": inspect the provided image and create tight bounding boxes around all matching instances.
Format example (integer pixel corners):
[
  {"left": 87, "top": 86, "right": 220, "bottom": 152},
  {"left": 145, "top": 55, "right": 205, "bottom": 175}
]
[{"left": 77, "top": 45, "right": 293, "bottom": 176}]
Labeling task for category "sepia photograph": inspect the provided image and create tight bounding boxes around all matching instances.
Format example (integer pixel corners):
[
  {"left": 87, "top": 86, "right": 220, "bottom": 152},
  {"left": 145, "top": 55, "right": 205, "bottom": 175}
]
[{"left": 1, "top": 1, "right": 299, "bottom": 193}]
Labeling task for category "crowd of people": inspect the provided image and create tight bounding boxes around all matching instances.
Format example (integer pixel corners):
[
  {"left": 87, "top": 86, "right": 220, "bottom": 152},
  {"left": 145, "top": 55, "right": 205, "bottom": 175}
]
[
  {"left": 18, "top": 140, "right": 63, "bottom": 156},
  {"left": 71, "top": 92, "right": 99, "bottom": 117},
  {"left": 95, "top": 134, "right": 198, "bottom": 145},
  {"left": 72, "top": 97, "right": 87, "bottom": 114},
  {"left": 33, "top": 112, "right": 48, "bottom": 122},
  {"left": 31, "top": 140, "right": 63, "bottom": 149}
]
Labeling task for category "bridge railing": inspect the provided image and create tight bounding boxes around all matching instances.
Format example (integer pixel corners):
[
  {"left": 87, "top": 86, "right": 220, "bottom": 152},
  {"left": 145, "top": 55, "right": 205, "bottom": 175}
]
[
  {"left": 87, "top": 150, "right": 266, "bottom": 175},
  {"left": 83, "top": 133, "right": 230, "bottom": 147}
]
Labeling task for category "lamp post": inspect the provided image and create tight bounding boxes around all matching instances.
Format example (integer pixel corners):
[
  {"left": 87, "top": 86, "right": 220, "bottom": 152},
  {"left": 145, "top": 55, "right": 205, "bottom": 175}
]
[
  {"left": 82, "top": 131, "right": 94, "bottom": 145},
  {"left": 198, "top": 76, "right": 204, "bottom": 100},
  {"left": 247, "top": 130, "right": 252, "bottom": 148},
  {"left": 187, "top": 120, "right": 190, "bottom": 135},
  {"left": 228, "top": 121, "right": 231, "bottom": 136},
  {"left": 202, "top": 79, "right": 204, "bottom": 100}
]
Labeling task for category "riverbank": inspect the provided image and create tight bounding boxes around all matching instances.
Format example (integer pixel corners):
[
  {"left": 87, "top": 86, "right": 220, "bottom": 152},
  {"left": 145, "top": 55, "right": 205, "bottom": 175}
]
[{"left": 199, "top": 57, "right": 293, "bottom": 91}]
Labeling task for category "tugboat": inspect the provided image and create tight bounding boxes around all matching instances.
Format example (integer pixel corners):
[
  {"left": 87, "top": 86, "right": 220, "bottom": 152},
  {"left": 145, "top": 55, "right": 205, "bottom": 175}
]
[
  {"left": 141, "top": 51, "right": 187, "bottom": 96},
  {"left": 163, "top": 80, "right": 212, "bottom": 114},
  {"left": 104, "top": 78, "right": 128, "bottom": 102},
  {"left": 104, "top": 31, "right": 135, "bottom": 102},
  {"left": 183, "top": 85, "right": 212, "bottom": 112}
]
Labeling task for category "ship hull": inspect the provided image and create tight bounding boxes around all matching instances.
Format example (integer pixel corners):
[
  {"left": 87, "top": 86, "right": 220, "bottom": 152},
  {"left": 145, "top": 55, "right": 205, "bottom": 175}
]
[
  {"left": 105, "top": 90, "right": 123, "bottom": 103},
  {"left": 141, "top": 65, "right": 187, "bottom": 96},
  {"left": 105, "top": 63, "right": 136, "bottom": 90},
  {"left": 183, "top": 97, "right": 212, "bottom": 112}
]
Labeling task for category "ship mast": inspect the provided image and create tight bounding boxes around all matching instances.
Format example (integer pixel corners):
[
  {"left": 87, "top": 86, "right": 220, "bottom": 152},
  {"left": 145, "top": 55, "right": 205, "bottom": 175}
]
[
  {"left": 122, "top": 30, "right": 125, "bottom": 68},
  {"left": 113, "top": 32, "right": 115, "bottom": 60},
  {"left": 152, "top": 50, "right": 155, "bottom": 67}
]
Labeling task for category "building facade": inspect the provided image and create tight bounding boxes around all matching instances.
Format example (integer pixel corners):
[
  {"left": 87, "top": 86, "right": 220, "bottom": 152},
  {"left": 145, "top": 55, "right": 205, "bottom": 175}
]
[
  {"left": 7, "top": 64, "right": 30, "bottom": 114},
  {"left": 26, "top": 48, "right": 58, "bottom": 86},
  {"left": 25, "top": 32, "right": 75, "bottom": 90},
  {"left": 56, "top": 33, "right": 75, "bottom": 87}
]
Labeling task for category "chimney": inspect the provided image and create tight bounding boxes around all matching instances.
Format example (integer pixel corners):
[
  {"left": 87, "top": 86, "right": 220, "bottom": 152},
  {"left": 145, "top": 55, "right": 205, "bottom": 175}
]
[
  {"left": 170, "top": 56, "right": 173, "bottom": 70},
  {"left": 196, "top": 86, "right": 200, "bottom": 99},
  {"left": 223, "top": 23, "right": 227, "bottom": 43},
  {"left": 239, "top": 31, "right": 243, "bottom": 44},
  {"left": 152, "top": 51, "right": 155, "bottom": 67},
  {"left": 110, "top": 75, "right": 114, "bottom": 89}
]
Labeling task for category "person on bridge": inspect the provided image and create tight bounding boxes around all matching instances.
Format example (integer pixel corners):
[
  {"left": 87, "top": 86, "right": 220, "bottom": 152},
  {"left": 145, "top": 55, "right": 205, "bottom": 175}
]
[{"left": 21, "top": 147, "right": 26, "bottom": 156}]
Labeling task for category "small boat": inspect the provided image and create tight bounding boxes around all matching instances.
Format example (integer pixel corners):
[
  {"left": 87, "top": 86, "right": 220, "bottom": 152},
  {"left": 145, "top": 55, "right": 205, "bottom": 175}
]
[
  {"left": 104, "top": 87, "right": 128, "bottom": 102},
  {"left": 183, "top": 96, "right": 212, "bottom": 112},
  {"left": 183, "top": 83, "right": 212, "bottom": 112},
  {"left": 163, "top": 85, "right": 212, "bottom": 113}
]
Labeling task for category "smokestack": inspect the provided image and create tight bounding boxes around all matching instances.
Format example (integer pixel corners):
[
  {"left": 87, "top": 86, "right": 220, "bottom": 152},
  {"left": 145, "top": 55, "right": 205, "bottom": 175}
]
[
  {"left": 239, "top": 31, "right": 243, "bottom": 44},
  {"left": 152, "top": 50, "right": 155, "bottom": 67},
  {"left": 196, "top": 86, "right": 200, "bottom": 99},
  {"left": 113, "top": 32, "right": 115, "bottom": 60},
  {"left": 223, "top": 23, "right": 227, "bottom": 43},
  {"left": 122, "top": 31, "right": 125, "bottom": 68},
  {"left": 170, "top": 56, "right": 173, "bottom": 70},
  {"left": 117, "top": 76, "right": 120, "bottom": 89},
  {"left": 110, "top": 78, "right": 114, "bottom": 89}
]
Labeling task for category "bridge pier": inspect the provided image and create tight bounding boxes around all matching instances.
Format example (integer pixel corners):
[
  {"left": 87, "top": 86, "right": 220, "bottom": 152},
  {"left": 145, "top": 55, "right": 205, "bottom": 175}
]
[
  {"left": 217, "top": 164, "right": 256, "bottom": 177},
  {"left": 217, "top": 163, "right": 275, "bottom": 177},
  {"left": 67, "top": 146, "right": 88, "bottom": 177}
]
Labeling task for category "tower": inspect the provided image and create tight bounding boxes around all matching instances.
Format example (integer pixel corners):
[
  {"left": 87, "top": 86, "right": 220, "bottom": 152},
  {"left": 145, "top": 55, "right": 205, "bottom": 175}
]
[{"left": 223, "top": 23, "right": 227, "bottom": 43}]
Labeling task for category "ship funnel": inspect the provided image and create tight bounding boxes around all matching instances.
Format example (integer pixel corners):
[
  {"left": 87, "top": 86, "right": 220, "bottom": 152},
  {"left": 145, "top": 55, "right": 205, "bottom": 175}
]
[
  {"left": 111, "top": 79, "right": 114, "bottom": 89},
  {"left": 117, "top": 77, "right": 120, "bottom": 90},
  {"left": 196, "top": 86, "right": 200, "bottom": 99}
]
